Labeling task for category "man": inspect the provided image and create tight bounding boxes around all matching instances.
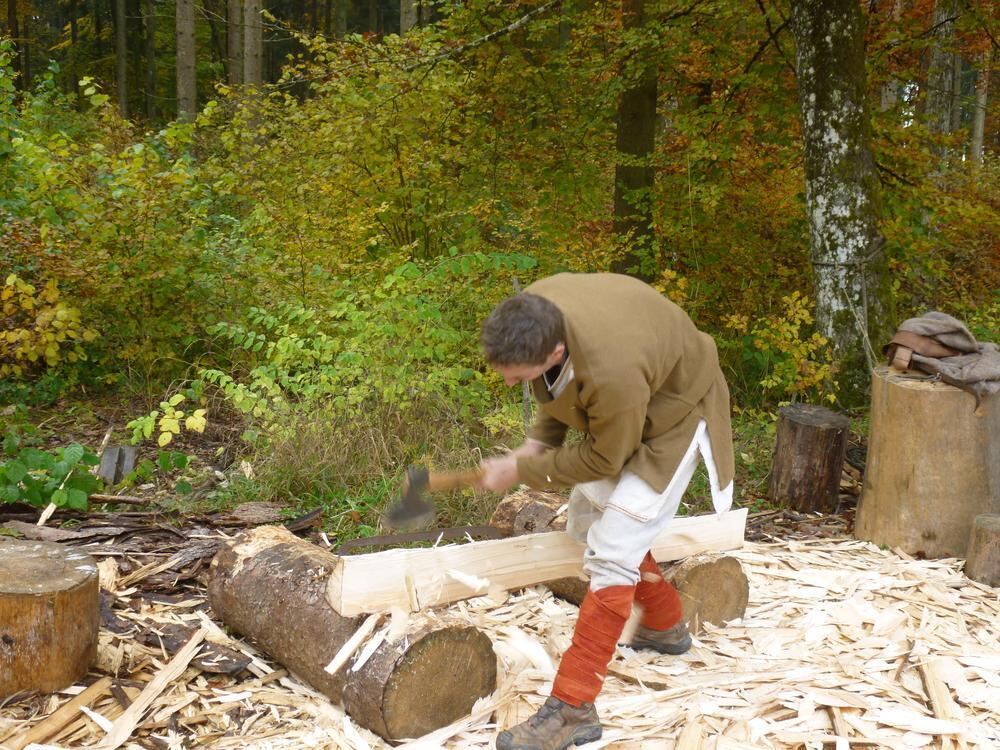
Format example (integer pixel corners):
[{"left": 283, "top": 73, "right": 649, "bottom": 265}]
[{"left": 478, "top": 272, "right": 735, "bottom": 750}]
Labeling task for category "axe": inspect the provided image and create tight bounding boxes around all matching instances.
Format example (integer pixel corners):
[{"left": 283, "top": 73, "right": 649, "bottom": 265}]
[{"left": 381, "top": 465, "right": 484, "bottom": 530}]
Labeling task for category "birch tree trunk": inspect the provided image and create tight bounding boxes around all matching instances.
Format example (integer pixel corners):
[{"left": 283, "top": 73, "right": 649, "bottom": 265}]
[
  {"left": 176, "top": 0, "right": 197, "bottom": 119},
  {"left": 791, "top": 0, "right": 893, "bottom": 405},
  {"left": 243, "top": 0, "right": 263, "bottom": 87},
  {"left": 611, "top": 0, "right": 657, "bottom": 281},
  {"left": 970, "top": 51, "right": 990, "bottom": 165},
  {"left": 114, "top": 0, "right": 128, "bottom": 116},
  {"left": 227, "top": 0, "right": 243, "bottom": 84}
]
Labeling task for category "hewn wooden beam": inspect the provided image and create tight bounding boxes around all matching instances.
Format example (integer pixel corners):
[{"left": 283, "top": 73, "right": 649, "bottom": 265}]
[{"left": 327, "top": 508, "right": 747, "bottom": 616}]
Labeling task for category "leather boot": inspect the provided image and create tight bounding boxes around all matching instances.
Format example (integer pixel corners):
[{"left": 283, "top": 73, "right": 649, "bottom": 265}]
[
  {"left": 495, "top": 696, "right": 602, "bottom": 750},
  {"left": 631, "top": 551, "right": 691, "bottom": 654}
]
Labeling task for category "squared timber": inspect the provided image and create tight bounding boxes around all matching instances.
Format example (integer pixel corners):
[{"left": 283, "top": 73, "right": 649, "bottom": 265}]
[{"left": 327, "top": 508, "right": 747, "bottom": 616}]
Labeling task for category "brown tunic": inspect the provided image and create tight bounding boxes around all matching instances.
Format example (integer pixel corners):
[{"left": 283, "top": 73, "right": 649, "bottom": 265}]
[{"left": 516, "top": 273, "right": 735, "bottom": 494}]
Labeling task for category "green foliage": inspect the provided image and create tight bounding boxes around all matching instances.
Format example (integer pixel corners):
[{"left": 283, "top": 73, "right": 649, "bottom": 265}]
[
  {"left": 0, "top": 430, "right": 100, "bottom": 509},
  {"left": 722, "top": 292, "right": 838, "bottom": 405},
  {"left": 127, "top": 391, "right": 208, "bottom": 448}
]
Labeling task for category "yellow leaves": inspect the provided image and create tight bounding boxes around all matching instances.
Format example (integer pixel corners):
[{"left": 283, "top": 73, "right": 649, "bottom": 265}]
[
  {"left": 185, "top": 409, "right": 208, "bottom": 433},
  {"left": 1, "top": 274, "right": 99, "bottom": 379}
]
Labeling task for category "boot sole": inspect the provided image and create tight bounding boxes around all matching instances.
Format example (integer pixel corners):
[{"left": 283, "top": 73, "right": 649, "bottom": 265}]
[
  {"left": 629, "top": 634, "right": 692, "bottom": 655},
  {"left": 495, "top": 724, "right": 602, "bottom": 750}
]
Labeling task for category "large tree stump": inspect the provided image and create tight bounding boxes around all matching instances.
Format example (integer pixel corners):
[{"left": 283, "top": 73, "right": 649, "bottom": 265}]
[
  {"left": 965, "top": 514, "right": 1000, "bottom": 587},
  {"left": 856, "top": 367, "right": 1000, "bottom": 558},
  {"left": 0, "top": 540, "right": 99, "bottom": 698},
  {"left": 768, "top": 403, "right": 850, "bottom": 512},
  {"left": 490, "top": 491, "right": 750, "bottom": 633},
  {"left": 207, "top": 526, "right": 496, "bottom": 741}
]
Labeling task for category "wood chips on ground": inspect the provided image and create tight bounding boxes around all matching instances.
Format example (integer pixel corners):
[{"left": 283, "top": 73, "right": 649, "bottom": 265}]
[{"left": 1, "top": 537, "right": 997, "bottom": 750}]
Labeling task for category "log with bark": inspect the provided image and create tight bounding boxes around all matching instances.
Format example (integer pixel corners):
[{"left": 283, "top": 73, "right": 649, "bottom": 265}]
[
  {"left": 207, "top": 526, "right": 497, "bottom": 741},
  {"left": 964, "top": 513, "right": 1000, "bottom": 587},
  {"left": 0, "top": 539, "right": 99, "bottom": 698},
  {"left": 767, "top": 403, "right": 850, "bottom": 513},
  {"left": 490, "top": 490, "right": 750, "bottom": 633}
]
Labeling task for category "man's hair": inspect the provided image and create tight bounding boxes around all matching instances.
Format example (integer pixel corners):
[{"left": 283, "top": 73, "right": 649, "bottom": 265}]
[{"left": 480, "top": 293, "right": 565, "bottom": 365}]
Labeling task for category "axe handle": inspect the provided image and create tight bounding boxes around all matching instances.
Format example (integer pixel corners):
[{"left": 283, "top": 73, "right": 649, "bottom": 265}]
[{"left": 426, "top": 468, "right": 484, "bottom": 492}]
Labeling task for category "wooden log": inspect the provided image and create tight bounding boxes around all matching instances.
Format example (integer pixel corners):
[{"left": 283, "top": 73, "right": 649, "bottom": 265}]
[
  {"left": 490, "top": 491, "right": 750, "bottom": 633},
  {"left": 964, "top": 514, "right": 1000, "bottom": 587},
  {"left": 328, "top": 508, "right": 747, "bottom": 616},
  {"left": 856, "top": 367, "right": 1000, "bottom": 558},
  {"left": 207, "top": 526, "right": 496, "bottom": 741},
  {"left": 0, "top": 539, "right": 99, "bottom": 698},
  {"left": 767, "top": 403, "right": 850, "bottom": 513}
]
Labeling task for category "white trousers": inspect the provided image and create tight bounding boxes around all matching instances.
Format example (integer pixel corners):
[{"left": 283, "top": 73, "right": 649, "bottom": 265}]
[{"left": 567, "top": 420, "right": 734, "bottom": 590}]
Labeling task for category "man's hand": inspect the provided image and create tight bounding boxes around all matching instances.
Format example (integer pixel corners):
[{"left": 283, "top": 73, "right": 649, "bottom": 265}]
[{"left": 478, "top": 453, "right": 520, "bottom": 494}]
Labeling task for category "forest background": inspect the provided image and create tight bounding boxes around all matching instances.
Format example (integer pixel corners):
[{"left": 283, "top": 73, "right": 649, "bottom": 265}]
[{"left": 1, "top": 0, "right": 997, "bottom": 537}]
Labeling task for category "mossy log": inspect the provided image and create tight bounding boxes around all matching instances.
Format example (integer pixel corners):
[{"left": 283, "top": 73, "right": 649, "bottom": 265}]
[
  {"left": 490, "top": 491, "right": 749, "bottom": 632},
  {"left": 0, "top": 539, "right": 99, "bottom": 698},
  {"left": 207, "top": 526, "right": 496, "bottom": 741}
]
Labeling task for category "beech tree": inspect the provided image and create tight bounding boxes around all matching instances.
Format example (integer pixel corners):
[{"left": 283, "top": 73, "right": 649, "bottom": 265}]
[
  {"left": 790, "top": 0, "right": 893, "bottom": 403},
  {"left": 176, "top": 0, "right": 197, "bottom": 119}
]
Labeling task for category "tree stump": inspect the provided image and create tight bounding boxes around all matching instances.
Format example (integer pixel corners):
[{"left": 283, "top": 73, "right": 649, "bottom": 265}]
[
  {"left": 856, "top": 367, "right": 1000, "bottom": 558},
  {"left": 490, "top": 491, "right": 750, "bottom": 633},
  {"left": 207, "top": 526, "right": 496, "bottom": 741},
  {"left": 965, "top": 514, "right": 1000, "bottom": 587},
  {"left": 0, "top": 540, "right": 99, "bottom": 698},
  {"left": 767, "top": 403, "right": 850, "bottom": 513}
]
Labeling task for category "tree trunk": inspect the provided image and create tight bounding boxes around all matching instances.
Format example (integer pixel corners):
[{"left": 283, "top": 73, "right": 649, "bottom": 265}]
[
  {"left": 879, "top": 0, "right": 903, "bottom": 112},
  {"left": 93, "top": 0, "right": 104, "bottom": 56},
  {"left": 970, "top": 51, "right": 990, "bottom": 165},
  {"left": 113, "top": 0, "right": 128, "bottom": 115},
  {"left": 611, "top": 0, "right": 657, "bottom": 281},
  {"left": 7, "top": 0, "right": 21, "bottom": 89},
  {"left": 207, "top": 526, "right": 497, "bottom": 741},
  {"left": 324, "top": 0, "right": 332, "bottom": 36},
  {"left": 855, "top": 367, "right": 1000, "bottom": 558},
  {"left": 0, "top": 540, "right": 100, "bottom": 698},
  {"left": 926, "top": 1, "right": 957, "bottom": 143},
  {"left": 69, "top": 0, "right": 80, "bottom": 97},
  {"left": 489, "top": 491, "right": 750, "bottom": 634},
  {"left": 144, "top": 0, "right": 156, "bottom": 120},
  {"left": 400, "top": 0, "right": 418, "bottom": 33},
  {"left": 369, "top": 0, "right": 379, "bottom": 34},
  {"left": 964, "top": 514, "right": 1000, "bottom": 587},
  {"left": 767, "top": 403, "right": 850, "bottom": 513},
  {"left": 20, "top": 11, "right": 30, "bottom": 89},
  {"left": 243, "top": 0, "right": 263, "bottom": 87},
  {"left": 791, "top": 0, "right": 892, "bottom": 406},
  {"left": 176, "top": 0, "right": 197, "bottom": 119},
  {"left": 226, "top": 0, "right": 243, "bottom": 84}
]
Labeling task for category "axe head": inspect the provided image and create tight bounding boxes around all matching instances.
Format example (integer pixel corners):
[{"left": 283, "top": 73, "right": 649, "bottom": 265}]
[{"left": 381, "top": 465, "right": 436, "bottom": 530}]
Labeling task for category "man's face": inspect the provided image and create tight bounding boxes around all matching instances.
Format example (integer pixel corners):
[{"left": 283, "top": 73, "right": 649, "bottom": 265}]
[{"left": 492, "top": 343, "right": 566, "bottom": 387}]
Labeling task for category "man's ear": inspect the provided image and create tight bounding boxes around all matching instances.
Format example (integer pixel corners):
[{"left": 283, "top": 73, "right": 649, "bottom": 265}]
[{"left": 547, "top": 341, "right": 567, "bottom": 366}]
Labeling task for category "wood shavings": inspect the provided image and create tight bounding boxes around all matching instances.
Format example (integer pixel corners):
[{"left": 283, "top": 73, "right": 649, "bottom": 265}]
[{"left": 2, "top": 538, "right": 998, "bottom": 749}]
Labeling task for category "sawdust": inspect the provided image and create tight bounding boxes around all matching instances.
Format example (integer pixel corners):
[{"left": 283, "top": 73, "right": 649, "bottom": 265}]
[{"left": 1, "top": 538, "right": 997, "bottom": 749}]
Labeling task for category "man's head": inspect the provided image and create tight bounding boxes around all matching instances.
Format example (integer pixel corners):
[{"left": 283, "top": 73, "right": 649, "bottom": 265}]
[{"left": 481, "top": 293, "right": 566, "bottom": 386}]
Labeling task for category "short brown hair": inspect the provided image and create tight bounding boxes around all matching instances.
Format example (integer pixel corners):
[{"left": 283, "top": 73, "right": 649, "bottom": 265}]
[{"left": 480, "top": 293, "right": 565, "bottom": 365}]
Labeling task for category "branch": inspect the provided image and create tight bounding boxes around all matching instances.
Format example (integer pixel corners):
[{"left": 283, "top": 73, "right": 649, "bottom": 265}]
[
  {"left": 874, "top": 159, "right": 917, "bottom": 187},
  {"left": 755, "top": 0, "right": 796, "bottom": 76},
  {"left": 403, "top": 0, "right": 562, "bottom": 72}
]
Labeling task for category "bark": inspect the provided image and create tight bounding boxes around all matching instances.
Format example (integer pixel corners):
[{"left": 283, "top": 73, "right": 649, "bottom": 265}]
[
  {"left": 610, "top": 0, "right": 657, "bottom": 281},
  {"left": 767, "top": 403, "right": 850, "bottom": 513},
  {"left": 144, "top": 0, "right": 156, "bottom": 120},
  {"left": 970, "top": 51, "right": 989, "bottom": 165},
  {"left": 400, "top": 0, "right": 418, "bottom": 33},
  {"left": 93, "top": 0, "right": 104, "bottom": 56},
  {"left": 964, "top": 514, "right": 1000, "bottom": 587},
  {"left": 176, "top": 0, "right": 197, "bottom": 119},
  {"left": 243, "top": 0, "right": 263, "bottom": 86},
  {"left": 791, "top": 0, "right": 893, "bottom": 405},
  {"left": 226, "top": 0, "right": 243, "bottom": 84},
  {"left": 855, "top": 367, "right": 1000, "bottom": 558},
  {"left": 207, "top": 526, "right": 497, "bottom": 741},
  {"left": 879, "top": 0, "right": 903, "bottom": 112},
  {"left": 113, "top": 0, "right": 127, "bottom": 115},
  {"left": 369, "top": 0, "right": 379, "bottom": 34},
  {"left": 0, "top": 540, "right": 99, "bottom": 698},
  {"left": 324, "top": 0, "right": 332, "bottom": 36},
  {"left": 69, "top": 0, "right": 80, "bottom": 97}
]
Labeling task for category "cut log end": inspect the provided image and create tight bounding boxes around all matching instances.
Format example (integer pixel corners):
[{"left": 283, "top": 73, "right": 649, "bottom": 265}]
[
  {"left": 0, "top": 539, "right": 99, "bottom": 698},
  {"left": 345, "top": 626, "right": 497, "bottom": 740},
  {"left": 665, "top": 554, "right": 750, "bottom": 633}
]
